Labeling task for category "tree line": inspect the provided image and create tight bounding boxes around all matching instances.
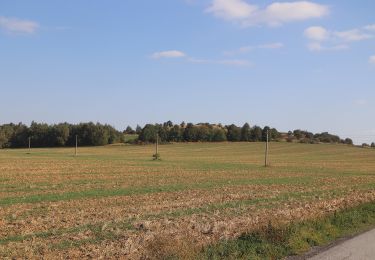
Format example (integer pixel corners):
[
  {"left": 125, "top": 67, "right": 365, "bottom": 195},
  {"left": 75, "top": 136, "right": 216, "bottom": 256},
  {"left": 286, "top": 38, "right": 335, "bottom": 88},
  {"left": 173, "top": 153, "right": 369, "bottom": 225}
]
[
  {"left": 0, "top": 122, "right": 124, "bottom": 148},
  {"left": 0, "top": 121, "right": 355, "bottom": 148},
  {"left": 134, "top": 121, "right": 354, "bottom": 145},
  {"left": 137, "top": 122, "right": 279, "bottom": 143}
]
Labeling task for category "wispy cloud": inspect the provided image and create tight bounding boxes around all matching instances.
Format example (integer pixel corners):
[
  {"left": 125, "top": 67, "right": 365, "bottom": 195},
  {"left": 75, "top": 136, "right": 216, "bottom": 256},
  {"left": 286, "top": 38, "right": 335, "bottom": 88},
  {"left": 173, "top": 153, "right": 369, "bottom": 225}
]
[
  {"left": 354, "top": 99, "right": 368, "bottom": 106},
  {"left": 151, "top": 50, "right": 186, "bottom": 59},
  {"left": 151, "top": 50, "right": 251, "bottom": 67},
  {"left": 218, "top": 59, "right": 251, "bottom": 66},
  {"left": 224, "top": 42, "right": 284, "bottom": 56},
  {"left": 188, "top": 57, "right": 251, "bottom": 66},
  {"left": 206, "top": 0, "right": 329, "bottom": 27},
  {"left": 370, "top": 55, "right": 375, "bottom": 64},
  {"left": 334, "top": 29, "right": 373, "bottom": 42},
  {"left": 258, "top": 42, "right": 284, "bottom": 49},
  {"left": 307, "top": 42, "right": 348, "bottom": 52},
  {"left": 364, "top": 24, "right": 375, "bottom": 31},
  {"left": 0, "top": 16, "right": 39, "bottom": 34},
  {"left": 304, "top": 25, "right": 374, "bottom": 52}
]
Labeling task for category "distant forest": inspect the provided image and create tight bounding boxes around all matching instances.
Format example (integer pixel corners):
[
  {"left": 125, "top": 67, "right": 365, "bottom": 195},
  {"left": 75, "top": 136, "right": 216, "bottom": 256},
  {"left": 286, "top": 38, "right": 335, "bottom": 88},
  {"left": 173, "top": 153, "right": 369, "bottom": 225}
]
[{"left": 0, "top": 121, "right": 357, "bottom": 148}]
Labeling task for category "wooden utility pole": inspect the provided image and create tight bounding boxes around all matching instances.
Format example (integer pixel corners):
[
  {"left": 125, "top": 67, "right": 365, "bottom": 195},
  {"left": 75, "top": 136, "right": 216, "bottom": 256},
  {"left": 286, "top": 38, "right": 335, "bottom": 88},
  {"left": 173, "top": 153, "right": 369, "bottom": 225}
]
[
  {"left": 265, "top": 129, "right": 269, "bottom": 167},
  {"left": 75, "top": 135, "right": 78, "bottom": 156},
  {"left": 155, "top": 133, "right": 159, "bottom": 155},
  {"left": 153, "top": 133, "right": 160, "bottom": 160}
]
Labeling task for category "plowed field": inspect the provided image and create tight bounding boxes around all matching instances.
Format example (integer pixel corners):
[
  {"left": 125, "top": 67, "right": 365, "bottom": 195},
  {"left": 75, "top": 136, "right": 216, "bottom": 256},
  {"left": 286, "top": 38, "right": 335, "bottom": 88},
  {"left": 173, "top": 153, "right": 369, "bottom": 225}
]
[{"left": 1, "top": 143, "right": 375, "bottom": 259}]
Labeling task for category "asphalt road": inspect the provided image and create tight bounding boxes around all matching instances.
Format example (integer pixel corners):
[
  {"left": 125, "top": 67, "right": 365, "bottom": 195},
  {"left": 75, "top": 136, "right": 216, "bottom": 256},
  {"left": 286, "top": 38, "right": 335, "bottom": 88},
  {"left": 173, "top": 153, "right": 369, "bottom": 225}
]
[{"left": 308, "top": 228, "right": 375, "bottom": 260}]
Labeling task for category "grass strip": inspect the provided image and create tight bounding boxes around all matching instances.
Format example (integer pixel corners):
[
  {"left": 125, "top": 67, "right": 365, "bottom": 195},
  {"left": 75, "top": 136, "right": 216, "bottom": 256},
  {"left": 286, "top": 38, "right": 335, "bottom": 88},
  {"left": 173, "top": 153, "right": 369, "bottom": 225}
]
[
  {"left": 200, "top": 200, "right": 375, "bottom": 260},
  {"left": 0, "top": 176, "right": 313, "bottom": 206}
]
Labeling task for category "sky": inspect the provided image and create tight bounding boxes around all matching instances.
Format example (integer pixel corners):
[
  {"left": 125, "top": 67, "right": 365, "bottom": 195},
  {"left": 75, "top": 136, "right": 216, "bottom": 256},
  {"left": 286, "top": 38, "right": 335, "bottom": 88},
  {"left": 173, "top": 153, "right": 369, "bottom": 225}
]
[{"left": 0, "top": 0, "right": 375, "bottom": 144}]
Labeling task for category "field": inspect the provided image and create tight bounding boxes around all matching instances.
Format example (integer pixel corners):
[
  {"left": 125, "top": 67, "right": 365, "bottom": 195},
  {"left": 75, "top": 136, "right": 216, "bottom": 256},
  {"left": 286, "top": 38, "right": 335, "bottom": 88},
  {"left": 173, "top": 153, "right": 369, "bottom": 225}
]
[{"left": 1, "top": 142, "right": 375, "bottom": 259}]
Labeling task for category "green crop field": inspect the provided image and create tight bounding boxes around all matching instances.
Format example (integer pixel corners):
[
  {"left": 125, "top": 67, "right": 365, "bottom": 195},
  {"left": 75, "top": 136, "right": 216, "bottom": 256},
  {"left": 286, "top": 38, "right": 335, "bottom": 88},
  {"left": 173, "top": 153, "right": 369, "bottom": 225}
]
[{"left": 1, "top": 142, "right": 375, "bottom": 259}]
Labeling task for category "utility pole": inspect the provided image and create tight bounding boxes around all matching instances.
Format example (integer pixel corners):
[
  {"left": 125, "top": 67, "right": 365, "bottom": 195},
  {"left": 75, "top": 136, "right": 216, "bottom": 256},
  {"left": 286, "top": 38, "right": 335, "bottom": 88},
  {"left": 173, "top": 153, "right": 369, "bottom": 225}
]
[
  {"left": 156, "top": 133, "right": 159, "bottom": 155},
  {"left": 265, "top": 129, "right": 269, "bottom": 167},
  {"left": 153, "top": 133, "right": 160, "bottom": 160},
  {"left": 75, "top": 135, "right": 78, "bottom": 156}
]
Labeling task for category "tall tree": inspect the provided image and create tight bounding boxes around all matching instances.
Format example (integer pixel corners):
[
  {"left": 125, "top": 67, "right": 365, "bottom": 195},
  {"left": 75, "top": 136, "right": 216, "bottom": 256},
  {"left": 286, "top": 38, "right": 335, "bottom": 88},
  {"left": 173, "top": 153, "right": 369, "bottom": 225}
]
[
  {"left": 251, "top": 126, "right": 263, "bottom": 142},
  {"left": 226, "top": 124, "right": 241, "bottom": 141},
  {"left": 241, "top": 123, "right": 251, "bottom": 141}
]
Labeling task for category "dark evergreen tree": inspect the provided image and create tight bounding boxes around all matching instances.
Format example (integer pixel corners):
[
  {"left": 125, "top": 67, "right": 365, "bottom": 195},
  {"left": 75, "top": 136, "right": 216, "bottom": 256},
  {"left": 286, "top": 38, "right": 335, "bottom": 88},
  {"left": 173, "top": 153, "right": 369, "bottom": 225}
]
[
  {"left": 251, "top": 126, "right": 263, "bottom": 142},
  {"left": 135, "top": 125, "right": 142, "bottom": 135},
  {"left": 241, "top": 123, "right": 251, "bottom": 141}
]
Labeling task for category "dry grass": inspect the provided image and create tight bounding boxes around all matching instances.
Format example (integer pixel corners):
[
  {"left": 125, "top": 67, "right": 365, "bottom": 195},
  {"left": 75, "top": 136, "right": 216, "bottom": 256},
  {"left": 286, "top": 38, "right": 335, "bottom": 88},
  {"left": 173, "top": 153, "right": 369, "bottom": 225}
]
[{"left": 1, "top": 142, "right": 375, "bottom": 258}]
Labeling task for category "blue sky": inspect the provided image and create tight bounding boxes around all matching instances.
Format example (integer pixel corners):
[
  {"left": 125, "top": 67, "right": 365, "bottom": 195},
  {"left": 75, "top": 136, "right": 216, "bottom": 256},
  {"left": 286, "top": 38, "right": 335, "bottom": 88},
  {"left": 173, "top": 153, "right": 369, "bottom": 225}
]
[{"left": 1, "top": 0, "right": 375, "bottom": 143}]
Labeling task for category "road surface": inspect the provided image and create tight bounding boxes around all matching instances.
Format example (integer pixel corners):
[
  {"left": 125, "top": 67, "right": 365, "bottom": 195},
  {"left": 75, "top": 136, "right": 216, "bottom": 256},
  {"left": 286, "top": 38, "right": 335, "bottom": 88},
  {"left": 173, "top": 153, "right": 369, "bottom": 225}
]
[{"left": 308, "top": 228, "right": 375, "bottom": 260}]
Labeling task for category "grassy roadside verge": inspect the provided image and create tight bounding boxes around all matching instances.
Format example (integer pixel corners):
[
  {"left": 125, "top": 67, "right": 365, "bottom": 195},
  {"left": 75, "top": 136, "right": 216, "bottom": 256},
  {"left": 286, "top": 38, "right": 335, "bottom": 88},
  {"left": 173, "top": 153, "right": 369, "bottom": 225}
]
[{"left": 199, "top": 200, "right": 375, "bottom": 259}]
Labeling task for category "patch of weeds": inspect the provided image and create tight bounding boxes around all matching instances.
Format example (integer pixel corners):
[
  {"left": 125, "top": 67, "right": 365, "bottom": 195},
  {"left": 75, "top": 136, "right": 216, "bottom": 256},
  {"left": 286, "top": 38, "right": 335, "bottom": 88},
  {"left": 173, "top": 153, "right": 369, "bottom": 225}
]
[
  {"left": 200, "top": 200, "right": 375, "bottom": 259},
  {"left": 153, "top": 153, "right": 161, "bottom": 161},
  {"left": 52, "top": 238, "right": 100, "bottom": 250}
]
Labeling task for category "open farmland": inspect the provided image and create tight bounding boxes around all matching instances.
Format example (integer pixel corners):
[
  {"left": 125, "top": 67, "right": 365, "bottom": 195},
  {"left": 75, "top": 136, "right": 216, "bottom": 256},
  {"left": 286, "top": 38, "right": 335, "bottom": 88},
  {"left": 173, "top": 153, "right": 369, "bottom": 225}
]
[{"left": 1, "top": 143, "right": 375, "bottom": 258}]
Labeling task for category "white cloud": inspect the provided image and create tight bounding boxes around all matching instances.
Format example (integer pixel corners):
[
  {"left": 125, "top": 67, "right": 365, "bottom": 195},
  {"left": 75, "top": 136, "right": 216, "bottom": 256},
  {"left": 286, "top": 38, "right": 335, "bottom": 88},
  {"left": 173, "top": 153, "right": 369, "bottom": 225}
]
[
  {"left": 354, "top": 99, "right": 368, "bottom": 106},
  {"left": 152, "top": 50, "right": 251, "bottom": 67},
  {"left": 224, "top": 42, "right": 284, "bottom": 55},
  {"left": 364, "top": 24, "right": 375, "bottom": 31},
  {"left": 188, "top": 57, "right": 251, "bottom": 66},
  {"left": 334, "top": 29, "right": 373, "bottom": 42},
  {"left": 307, "top": 42, "right": 322, "bottom": 51},
  {"left": 206, "top": 0, "right": 257, "bottom": 20},
  {"left": 304, "top": 26, "right": 330, "bottom": 41},
  {"left": 304, "top": 25, "right": 374, "bottom": 52},
  {"left": 305, "top": 26, "right": 373, "bottom": 43},
  {"left": 206, "top": 0, "right": 329, "bottom": 27},
  {"left": 0, "top": 16, "right": 39, "bottom": 34},
  {"left": 307, "top": 42, "right": 348, "bottom": 52},
  {"left": 258, "top": 1, "right": 329, "bottom": 26},
  {"left": 258, "top": 42, "right": 284, "bottom": 49},
  {"left": 151, "top": 50, "right": 186, "bottom": 59},
  {"left": 370, "top": 55, "right": 375, "bottom": 64},
  {"left": 218, "top": 59, "right": 251, "bottom": 66}
]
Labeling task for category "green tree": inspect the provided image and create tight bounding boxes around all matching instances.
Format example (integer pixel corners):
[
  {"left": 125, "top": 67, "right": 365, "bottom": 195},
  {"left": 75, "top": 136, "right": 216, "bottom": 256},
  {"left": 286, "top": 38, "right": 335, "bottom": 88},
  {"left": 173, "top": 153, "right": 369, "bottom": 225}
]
[
  {"left": 51, "top": 123, "right": 70, "bottom": 146},
  {"left": 0, "top": 131, "right": 7, "bottom": 148},
  {"left": 241, "top": 123, "right": 251, "bottom": 141},
  {"left": 135, "top": 125, "right": 142, "bottom": 135},
  {"left": 168, "top": 125, "right": 182, "bottom": 142},
  {"left": 269, "top": 128, "right": 280, "bottom": 140},
  {"left": 226, "top": 124, "right": 241, "bottom": 141},
  {"left": 262, "top": 126, "right": 271, "bottom": 142},
  {"left": 183, "top": 123, "right": 199, "bottom": 142},
  {"left": 139, "top": 124, "right": 158, "bottom": 143},
  {"left": 251, "top": 126, "right": 263, "bottom": 142},
  {"left": 212, "top": 128, "right": 227, "bottom": 142},
  {"left": 345, "top": 138, "right": 354, "bottom": 145}
]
